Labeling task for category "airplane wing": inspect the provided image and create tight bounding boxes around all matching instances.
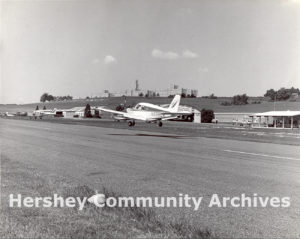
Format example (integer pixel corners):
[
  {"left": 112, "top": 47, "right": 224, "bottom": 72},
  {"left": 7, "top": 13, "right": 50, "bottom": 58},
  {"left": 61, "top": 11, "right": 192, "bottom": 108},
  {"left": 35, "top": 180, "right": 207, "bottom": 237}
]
[
  {"left": 161, "top": 116, "right": 180, "bottom": 121},
  {"left": 98, "top": 107, "right": 126, "bottom": 115},
  {"left": 140, "top": 114, "right": 180, "bottom": 122}
]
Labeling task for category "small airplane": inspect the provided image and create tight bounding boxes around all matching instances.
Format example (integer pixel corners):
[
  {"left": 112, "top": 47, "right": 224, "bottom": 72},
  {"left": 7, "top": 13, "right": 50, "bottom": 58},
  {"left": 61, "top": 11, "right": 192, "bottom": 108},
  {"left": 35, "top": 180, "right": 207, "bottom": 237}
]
[
  {"left": 4, "top": 112, "right": 15, "bottom": 117},
  {"left": 98, "top": 95, "right": 190, "bottom": 127},
  {"left": 31, "top": 109, "right": 62, "bottom": 119},
  {"left": 232, "top": 117, "right": 252, "bottom": 127}
]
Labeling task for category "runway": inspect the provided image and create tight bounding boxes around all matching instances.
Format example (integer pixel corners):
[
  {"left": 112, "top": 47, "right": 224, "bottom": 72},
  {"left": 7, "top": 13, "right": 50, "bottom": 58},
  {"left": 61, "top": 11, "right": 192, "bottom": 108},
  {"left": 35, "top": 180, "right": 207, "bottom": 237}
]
[{"left": 1, "top": 119, "right": 300, "bottom": 238}]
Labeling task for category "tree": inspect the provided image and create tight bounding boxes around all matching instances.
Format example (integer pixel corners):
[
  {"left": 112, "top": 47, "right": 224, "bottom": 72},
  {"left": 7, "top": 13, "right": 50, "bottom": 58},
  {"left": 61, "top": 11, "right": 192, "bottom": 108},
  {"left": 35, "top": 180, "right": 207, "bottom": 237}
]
[
  {"left": 264, "top": 87, "right": 299, "bottom": 101},
  {"left": 276, "top": 88, "right": 291, "bottom": 101},
  {"left": 138, "top": 92, "right": 144, "bottom": 97},
  {"left": 47, "top": 94, "right": 55, "bottom": 101},
  {"left": 40, "top": 93, "right": 55, "bottom": 102},
  {"left": 181, "top": 93, "right": 186, "bottom": 98},
  {"left": 35, "top": 105, "right": 39, "bottom": 110},
  {"left": 201, "top": 109, "right": 214, "bottom": 123},
  {"left": 84, "top": 104, "right": 92, "bottom": 118},
  {"left": 264, "top": 89, "right": 276, "bottom": 101},
  {"left": 43, "top": 106, "right": 46, "bottom": 110},
  {"left": 40, "top": 93, "right": 49, "bottom": 102},
  {"left": 232, "top": 94, "right": 248, "bottom": 105},
  {"left": 208, "top": 93, "right": 217, "bottom": 99}
]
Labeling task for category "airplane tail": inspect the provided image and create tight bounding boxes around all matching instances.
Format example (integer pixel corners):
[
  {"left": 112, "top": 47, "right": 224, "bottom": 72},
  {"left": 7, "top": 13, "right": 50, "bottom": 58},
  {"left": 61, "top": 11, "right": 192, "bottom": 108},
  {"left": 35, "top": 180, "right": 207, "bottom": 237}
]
[{"left": 168, "top": 95, "right": 181, "bottom": 112}]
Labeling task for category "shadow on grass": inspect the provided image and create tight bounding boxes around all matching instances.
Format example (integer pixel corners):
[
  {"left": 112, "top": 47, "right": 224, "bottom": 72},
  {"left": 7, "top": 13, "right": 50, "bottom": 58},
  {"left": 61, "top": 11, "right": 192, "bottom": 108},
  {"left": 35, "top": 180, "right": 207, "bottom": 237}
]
[{"left": 107, "top": 133, "right": 194, "bottom": 139}]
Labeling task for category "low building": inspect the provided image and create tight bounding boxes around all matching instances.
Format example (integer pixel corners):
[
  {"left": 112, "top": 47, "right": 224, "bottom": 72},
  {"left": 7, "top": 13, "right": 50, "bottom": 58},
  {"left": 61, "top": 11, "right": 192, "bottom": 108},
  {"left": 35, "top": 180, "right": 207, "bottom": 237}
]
[
  {"left": 250, "top": 111, "right": 300, "bottom": 129},
  {"left": 214, "top": 113, "right": 252, "bottom": 124}
]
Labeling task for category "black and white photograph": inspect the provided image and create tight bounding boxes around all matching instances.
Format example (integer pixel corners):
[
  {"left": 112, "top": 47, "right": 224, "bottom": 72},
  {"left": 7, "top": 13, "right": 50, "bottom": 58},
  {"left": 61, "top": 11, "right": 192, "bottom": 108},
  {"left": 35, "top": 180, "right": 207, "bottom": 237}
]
[{"left": 1, "top": 0, "right": 300, "bottom": 238}]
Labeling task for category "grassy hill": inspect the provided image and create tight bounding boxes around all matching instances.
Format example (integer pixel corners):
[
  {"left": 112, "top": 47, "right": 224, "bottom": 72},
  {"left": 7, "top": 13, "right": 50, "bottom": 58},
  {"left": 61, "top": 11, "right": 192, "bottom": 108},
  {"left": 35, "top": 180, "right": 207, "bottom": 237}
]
[{"left": 1, "top": 97, "right": 299, "bottom": 114}]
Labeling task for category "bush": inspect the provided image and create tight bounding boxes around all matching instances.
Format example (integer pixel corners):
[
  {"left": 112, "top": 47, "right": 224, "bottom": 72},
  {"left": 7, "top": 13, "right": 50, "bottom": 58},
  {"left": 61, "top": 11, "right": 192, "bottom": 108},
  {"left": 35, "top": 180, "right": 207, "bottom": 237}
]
[
  {"left": 202, "top": 94, "right": 217, "bottom": 99},
  {"left": 220, "top": 101, "right": 232, "bottom": 106},
  {"left": 84, "top": 104, "right": 92, "bottom": 118},
  {"left": 115, "top": 104, "right": 125, "bottom": 111},
  {"left": 201, "top": 109, "right": 214, "bottom": 123}
]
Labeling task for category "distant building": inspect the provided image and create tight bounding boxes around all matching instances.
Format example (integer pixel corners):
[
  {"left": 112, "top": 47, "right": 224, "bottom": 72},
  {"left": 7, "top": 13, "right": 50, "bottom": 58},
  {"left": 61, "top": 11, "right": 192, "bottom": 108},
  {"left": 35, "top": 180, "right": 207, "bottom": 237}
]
[
  {"left": 91, "top": 82, "right": 198, "bottom": 98},
  {"left": 156, "top": 85, "right": 198, "bottom": 97}
]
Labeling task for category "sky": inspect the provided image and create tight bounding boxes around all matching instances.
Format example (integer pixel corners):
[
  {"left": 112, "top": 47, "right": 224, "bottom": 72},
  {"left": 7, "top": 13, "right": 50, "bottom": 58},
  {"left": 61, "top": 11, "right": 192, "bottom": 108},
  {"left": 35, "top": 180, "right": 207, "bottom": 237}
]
[{"left": 1, "top": 0, "right": 300, "bottom": 104}]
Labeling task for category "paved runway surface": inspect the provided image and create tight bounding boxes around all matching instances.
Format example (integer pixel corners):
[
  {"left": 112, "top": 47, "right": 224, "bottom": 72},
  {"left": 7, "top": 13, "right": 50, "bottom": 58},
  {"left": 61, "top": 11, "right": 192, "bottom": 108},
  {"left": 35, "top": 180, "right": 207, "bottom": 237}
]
[{"left": 1, "top": 119, "right": 300, "bottom": 238}]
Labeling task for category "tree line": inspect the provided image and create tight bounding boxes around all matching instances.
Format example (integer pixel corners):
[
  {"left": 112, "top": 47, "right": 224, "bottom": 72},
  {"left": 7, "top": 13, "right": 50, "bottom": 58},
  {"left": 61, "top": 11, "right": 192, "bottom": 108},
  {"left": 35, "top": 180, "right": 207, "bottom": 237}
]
[
  {"left": 264, "top": 87, "right": 299, "bottom": 101},
  {"left": 40, "top": 93, "right": 73, "bottom": 102},
  {"left": 40, "top": 86, "right": 299, "bottom": 103}
]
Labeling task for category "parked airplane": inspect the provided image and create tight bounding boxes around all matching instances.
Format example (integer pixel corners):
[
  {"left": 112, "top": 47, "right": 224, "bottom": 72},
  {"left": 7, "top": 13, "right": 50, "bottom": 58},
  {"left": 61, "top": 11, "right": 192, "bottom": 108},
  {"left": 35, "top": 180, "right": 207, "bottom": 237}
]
[
  {"left": 31, "top": 109, "right": 61, "bottom": 119},
  {"left": 232, "top": 118, "right": 252, "bottom": 127},
  {"left": 4, "top": 112, "right": 15, "bottom": 117},
  {"left": 98, "top": 95, "right": 190, "bottom": 127}
]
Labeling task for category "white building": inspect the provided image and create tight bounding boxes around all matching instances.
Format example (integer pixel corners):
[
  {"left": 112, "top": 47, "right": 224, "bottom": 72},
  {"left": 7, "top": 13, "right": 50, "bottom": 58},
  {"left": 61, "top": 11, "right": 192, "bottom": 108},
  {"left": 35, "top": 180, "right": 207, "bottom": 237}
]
[{"left": 251, "top": 111, "right": 300, "bottom": 129}]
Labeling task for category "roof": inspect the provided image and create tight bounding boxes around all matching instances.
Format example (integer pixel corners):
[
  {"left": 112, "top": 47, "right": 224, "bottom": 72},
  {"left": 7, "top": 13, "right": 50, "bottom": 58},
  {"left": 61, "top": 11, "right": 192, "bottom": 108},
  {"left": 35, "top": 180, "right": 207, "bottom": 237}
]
[
  {"left": 70, "top": 107, "right": 85, "bottom": 111},
  {"left": 254, "top": 111, "right": 300, "bottom": 117}
]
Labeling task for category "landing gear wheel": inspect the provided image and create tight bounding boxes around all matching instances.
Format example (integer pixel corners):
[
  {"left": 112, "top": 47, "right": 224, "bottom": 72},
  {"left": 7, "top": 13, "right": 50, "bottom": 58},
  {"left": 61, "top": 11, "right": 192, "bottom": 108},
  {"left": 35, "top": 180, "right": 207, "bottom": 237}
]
[
  {"left": 158, "top": 121, "right": 163, "bottom": 127},
  {"left": 128, "top": 121, "right": 135, "bottom": 127}
]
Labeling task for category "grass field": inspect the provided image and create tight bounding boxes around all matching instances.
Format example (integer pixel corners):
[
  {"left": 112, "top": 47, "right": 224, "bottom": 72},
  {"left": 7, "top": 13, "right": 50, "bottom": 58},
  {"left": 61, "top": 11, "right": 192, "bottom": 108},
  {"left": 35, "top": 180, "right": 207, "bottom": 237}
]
[
  {"left": 0, "top": 156, "right": 213, "bottom": 239},
  {"left": 1, "top": 97, "right": 300, "bottom": 114}
]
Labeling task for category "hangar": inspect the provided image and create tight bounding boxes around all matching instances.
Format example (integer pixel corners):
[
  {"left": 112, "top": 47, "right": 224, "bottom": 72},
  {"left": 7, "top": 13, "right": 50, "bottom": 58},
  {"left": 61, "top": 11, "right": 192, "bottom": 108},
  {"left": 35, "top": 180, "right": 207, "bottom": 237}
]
[{"left": 250, "top": 111, "right": 300, "bottom": 129}]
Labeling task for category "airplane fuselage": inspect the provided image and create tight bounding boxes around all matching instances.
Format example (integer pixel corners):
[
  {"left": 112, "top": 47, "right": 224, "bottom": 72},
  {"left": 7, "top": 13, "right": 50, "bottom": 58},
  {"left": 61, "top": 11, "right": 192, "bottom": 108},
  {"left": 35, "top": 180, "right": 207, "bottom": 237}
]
[{"left": 125, "top": 108, "right": 172, "bottom": 121}]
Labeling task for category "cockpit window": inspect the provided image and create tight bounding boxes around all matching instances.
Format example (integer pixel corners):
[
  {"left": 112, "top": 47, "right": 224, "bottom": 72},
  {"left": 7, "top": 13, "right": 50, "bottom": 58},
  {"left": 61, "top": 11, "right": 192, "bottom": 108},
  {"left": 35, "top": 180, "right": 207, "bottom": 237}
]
[{"left": 134, "top": 104, "right": 145, "bottom": 110}]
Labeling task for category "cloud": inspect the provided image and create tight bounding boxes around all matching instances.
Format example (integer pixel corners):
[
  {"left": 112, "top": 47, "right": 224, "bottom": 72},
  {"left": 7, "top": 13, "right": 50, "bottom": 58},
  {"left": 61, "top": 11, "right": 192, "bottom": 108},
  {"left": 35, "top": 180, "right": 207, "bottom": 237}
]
[
  {"left": 104, "top": 55, "right": 116, "bottom": 64},
  {"left": 151, "top": 49, "right": 199, "bottom": 60},
  {"left": 198, "top": 66, "right": 208, "bottom": 73},
  {"left": 151, "top": 49, "right": 179, "bottom": 60},
  {"left": 182, "top": 50, "right": 198, "bottom": 58}
]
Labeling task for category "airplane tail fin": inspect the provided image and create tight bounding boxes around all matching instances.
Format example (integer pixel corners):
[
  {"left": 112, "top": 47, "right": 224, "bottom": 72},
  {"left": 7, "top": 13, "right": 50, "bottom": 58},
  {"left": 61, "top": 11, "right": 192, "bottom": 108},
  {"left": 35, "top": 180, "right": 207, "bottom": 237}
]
[{"left": 168, "top": 95, "right": 181, "bottom": 112}]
